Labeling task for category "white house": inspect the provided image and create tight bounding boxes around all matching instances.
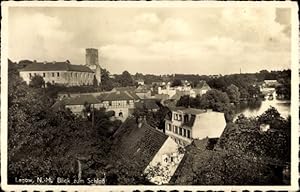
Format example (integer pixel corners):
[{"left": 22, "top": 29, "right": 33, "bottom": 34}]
[
  {"left": 19, "top": 61, "right": 95, "bottom": 86},
  {"left": 165, "top": 107, "right": 226, "bottom": 146}
]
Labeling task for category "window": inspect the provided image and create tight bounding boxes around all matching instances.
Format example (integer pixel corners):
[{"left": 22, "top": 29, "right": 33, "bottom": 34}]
[
  {"left": 184, "top": 115, "right": 189, "bottom": 123},
  {"left": 183, "top": 129, "right": 186, "bottom": 137},
  {"left": 109, "top": 101, "right": 112, "bottom": 106},
  {"left": 34, "top": 73, "right": 36, "bottom": 76},
  {"left": 170, "top": 157, "right": 174, "bottom": 162},
  {"left": 179, "top": 128, "right": 183, "bottom": 136},
  {"left": 187, "top": 130, "right": 191, "bottom": 139},
  {"left": 57, "top": 72, "right": 60, "bottom": 77},
  {"left": 119, "top": 112, "right": 123, "bottom": 117},
  {"left": 70, "top": 72, "right": 72, "bottom": 77},
  {"left": 178, "top": 114, "right": 182, "bottom": 121},
  {"left": 29, "top": 73, "right": 32, "bottom": 78},
  {"left": 52, "top": 73, "right": 55, "bottom": 77},
  {"left": 43, "top": 73, "right": 45, "bottom": 77},
  {"left": 175, "top": 126, "right": 178, "bottom": 134}
]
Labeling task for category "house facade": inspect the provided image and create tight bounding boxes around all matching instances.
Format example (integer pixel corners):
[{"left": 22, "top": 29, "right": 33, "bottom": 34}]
[
  {"left": 165, "top": 107, "right": 226, "bottom": 146},
  {"left": 19, "top": 61, "right": 95, "bottom": 86},
  {"left": 97, "top": 91, "right": 139, "bottom": 121}
]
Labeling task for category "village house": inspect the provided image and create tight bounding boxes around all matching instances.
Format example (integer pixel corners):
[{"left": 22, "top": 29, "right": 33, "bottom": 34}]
[
  {"left": 135, "top": 84, "right": 152, "bottom": 99},
  {"left": 136, "top": 79, "right": 145, "bottom": 85},
  {"left": 19, "top": 61, "right": 95, "bottom": 86},
  {"left": 97, "top": 91, "right": 139, "bottom": 121},
  {"left": 191, "top": 80, "right": 211, "bottom": 97},
  {"left": 111, "top": 118, "right": 184, "bottom": 185},
  {"left": 263, "top": 79, "right": 279, "bottom": 88},
  {"left": 52, "top": 95, "right": 101, "bottom": 115},
  {"left": 165, "top": 107, "right": 226, "bottom": 146},
  {"left": 53, "top": 90, "right": 139, "bottom": 121},
  {"left": 135, "top": 99, "right": 160, "bottom": 113},
  {"left": 158, "top": 80, "right": 211, "bottom": 100}
]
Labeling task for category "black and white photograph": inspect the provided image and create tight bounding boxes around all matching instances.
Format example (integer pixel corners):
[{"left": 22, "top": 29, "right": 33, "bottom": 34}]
[{"left": 1, "top": 1, "right": 299, "bottom": 191}]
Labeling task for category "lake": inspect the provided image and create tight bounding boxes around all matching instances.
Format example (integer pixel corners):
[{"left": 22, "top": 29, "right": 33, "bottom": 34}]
[
  {"left": 236, "top": 99, "right": 291, "bottom": 119},
  {"left": 235, "top": 92, "right": 290, "bottom": 119}
]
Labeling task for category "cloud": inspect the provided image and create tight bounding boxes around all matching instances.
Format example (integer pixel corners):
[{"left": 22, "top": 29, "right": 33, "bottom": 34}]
[
  {"left": 8, "top": 7, "right": 291, "bottom": 75},
  {"left": 9, "top": 12, "right": 74, "bottom": 62}
]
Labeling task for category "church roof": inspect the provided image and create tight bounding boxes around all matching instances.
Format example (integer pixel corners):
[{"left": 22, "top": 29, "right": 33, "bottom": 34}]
[{"left": 19, "top": 61, "right": 94, "bottom": 73}]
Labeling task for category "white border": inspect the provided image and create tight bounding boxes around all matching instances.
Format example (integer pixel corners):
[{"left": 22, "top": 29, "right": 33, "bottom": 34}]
[{"left": 1, "top": 1, "right": 299, "bottom": 191}]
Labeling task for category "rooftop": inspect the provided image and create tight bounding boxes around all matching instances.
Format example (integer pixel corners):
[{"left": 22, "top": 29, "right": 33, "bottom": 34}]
[
  {"left": 19, "top": 61, "right": 94, "bottom": 73},
  {"left": 111, "top": 118, "right": 168, "bottom": 172},
  {"left": 169, "top": 107, "right": 207, "bottom": 115},
  {"left": 63, "top": 95, "right": 100, "bottom": 105},
  {"left": 98, "top": 91, "right": 139, "bottom": 101}
]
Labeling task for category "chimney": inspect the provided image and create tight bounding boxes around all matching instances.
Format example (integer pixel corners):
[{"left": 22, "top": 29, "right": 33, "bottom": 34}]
[
  {"left": 137, "top": 116, "right": 143, "bottom": 128},
  {"left": 137, "top": 115, "right": 147, "bottom": 128}
]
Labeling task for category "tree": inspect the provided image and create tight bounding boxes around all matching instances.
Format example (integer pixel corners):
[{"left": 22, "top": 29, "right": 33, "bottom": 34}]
[
  {"left": 29, "top": 75, "right": 45, "bottom": 88},
  {"left": 101, "top": 68, "right": 114, "bottom": 91},
  {"left": 117, "top": 71, "right": 134, "bottom": 87},
  {"left": 226, "top": 84, "right": 240, "bottom": 104},
  {"left": 171, "top": 79, "right": 182, "bottom": 87},
  {"left": 199, "top": 89, "right": 230, "bottom": 112},
  {"left": 8, "top": 62, "right": 117, "bottom": 184},
  {"left": 176, "top": 95, "right": 191, "bottom": 108}
]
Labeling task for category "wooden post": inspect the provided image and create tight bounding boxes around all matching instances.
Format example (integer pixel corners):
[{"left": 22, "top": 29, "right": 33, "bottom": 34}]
[{"left": 77, "top": 159, "right": 82, "bottom": 180}]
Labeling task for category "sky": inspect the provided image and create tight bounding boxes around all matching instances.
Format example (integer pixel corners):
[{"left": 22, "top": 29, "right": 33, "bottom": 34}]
[{"left": 8, "top": 6, "right": 291, "bottom": 75}]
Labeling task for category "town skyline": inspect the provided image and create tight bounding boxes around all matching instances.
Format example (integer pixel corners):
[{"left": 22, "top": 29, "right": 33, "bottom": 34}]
[{"left": 8, "top": 7, "right": 291, "bottom": 75}]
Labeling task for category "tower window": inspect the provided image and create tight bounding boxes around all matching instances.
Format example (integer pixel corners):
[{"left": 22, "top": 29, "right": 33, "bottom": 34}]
[
  {"left": 57, "top": 72, "right": 60, "bottom": 77},
  {"left": 52, "top": 73, "right": 55, "bottom": 77},
  {"left": 43, "top": 73, "right": 45, "bottom": 77}
]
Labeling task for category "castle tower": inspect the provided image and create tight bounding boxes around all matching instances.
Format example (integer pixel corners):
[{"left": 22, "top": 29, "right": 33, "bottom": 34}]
[{"left": 86, "top": 48, "right": 101, "bottom": 85}]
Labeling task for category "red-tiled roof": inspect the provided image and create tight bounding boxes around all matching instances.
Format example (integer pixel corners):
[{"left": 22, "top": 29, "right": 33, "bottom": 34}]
[
  {"left": 111, "top": 118, "right": 168, "bottom": 171},
  {"left": 19, "top": 62, "right": 94, "bottom": 73}
]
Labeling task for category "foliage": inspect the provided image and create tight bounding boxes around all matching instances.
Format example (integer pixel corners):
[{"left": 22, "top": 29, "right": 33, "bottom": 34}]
[
  {"left": 116, "top": 71, "right": 135, "bottom": 87},
  {"left": 100, "top": 68, "right": 115, "bottom": 91},
  {"left": 171, "top": 79, "right": 182, "bottom": 87},
  {"left": 174, "top": 107, "right": 290, "bottom": 185},
  {"left": 29, "top": 75, "right": 45, "bottom": 88},
  {"left": 8, "top": 63, "right": 118, "bottom": 184},
  {"left": 198, "top": 89, "right": 230, "bottom": 112},
  {"left": 226, "top": 84, "right": 240, "bottom": 104}
]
